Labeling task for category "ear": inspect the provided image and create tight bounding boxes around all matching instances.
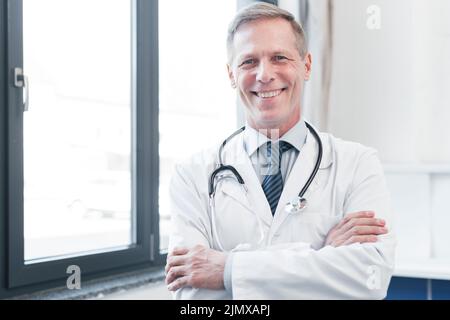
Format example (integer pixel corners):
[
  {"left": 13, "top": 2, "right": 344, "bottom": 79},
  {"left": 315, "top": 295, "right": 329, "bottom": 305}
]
[
  {"left": 303, "top": 53, "right": 312, "bottom": 81},
  {"left": 227, "top": 64, "right": 237, "bottom": 89}
]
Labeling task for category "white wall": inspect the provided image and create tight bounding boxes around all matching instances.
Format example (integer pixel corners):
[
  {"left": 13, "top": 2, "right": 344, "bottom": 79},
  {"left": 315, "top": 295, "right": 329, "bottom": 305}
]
[
  {"left": 328, "top": 0, "right": 450, "bottom": 276},
  {"left": 328, "top": 0, "right": 414, "bottom": 162},
  {"left": 412, "top": 0, "right": 450, "bottom": 163},
  {"left": 328, "top": 0, "right": 450, "bottom": 164}
]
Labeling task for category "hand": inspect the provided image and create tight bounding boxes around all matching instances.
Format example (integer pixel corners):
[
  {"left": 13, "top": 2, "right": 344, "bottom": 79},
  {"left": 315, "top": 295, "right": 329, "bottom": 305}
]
[
  {"left": 325, "top": 211, "right": 388, "bottom": 247},
  {"left": 165, "top": 245, "right": 228, "bottom": 291}
]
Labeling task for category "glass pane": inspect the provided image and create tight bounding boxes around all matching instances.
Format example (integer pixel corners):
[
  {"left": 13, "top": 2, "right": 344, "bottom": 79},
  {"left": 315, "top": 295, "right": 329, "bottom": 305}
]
[
  {"left": 159, "top": 1, "right": 237, "bottom": 251},
  {"left": 23, "top": 0, "right": 134, "bottom": 261}
]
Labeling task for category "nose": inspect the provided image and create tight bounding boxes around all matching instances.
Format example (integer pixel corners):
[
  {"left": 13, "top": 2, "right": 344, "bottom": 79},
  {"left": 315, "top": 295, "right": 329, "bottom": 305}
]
[{"left": 256, "top": 60, "right": 275, "bottom": 84}]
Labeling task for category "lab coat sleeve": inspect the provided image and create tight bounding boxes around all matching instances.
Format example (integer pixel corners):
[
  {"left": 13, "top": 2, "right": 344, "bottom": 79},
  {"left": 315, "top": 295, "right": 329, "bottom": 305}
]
[
  {"left": 231, "top": 148, "right": 396, "bottom": 299},
  {"left": 168, "top": 162, "right": 230, "bottom": 300}
]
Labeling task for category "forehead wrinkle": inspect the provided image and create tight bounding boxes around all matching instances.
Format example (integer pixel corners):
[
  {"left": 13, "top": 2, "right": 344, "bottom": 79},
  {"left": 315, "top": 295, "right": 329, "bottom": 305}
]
[{"left": 236, "top": 48, "right": 297, "bottom": 63}]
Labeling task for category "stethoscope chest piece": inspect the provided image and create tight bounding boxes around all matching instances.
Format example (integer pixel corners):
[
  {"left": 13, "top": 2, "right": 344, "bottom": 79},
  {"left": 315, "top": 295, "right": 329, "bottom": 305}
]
[{"left": 285, "top": 196, "right": 307, "bottom": 214}]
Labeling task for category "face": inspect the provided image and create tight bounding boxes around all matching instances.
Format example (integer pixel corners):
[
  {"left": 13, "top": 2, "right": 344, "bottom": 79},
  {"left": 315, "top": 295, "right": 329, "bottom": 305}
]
[{"left": 227, "top": 18, "right": 312, "bottom": 133}]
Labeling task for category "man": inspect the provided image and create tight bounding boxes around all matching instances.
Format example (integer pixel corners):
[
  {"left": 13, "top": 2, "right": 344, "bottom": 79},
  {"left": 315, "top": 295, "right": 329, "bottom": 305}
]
[{"left": 165, "top": 2, "right": 395, "bottom": 299}]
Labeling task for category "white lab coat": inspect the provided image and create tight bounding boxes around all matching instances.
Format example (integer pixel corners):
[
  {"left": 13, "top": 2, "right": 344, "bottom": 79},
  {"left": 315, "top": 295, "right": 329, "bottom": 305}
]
[{"left": 168, "top": 125, "right": 396, "bottom": 300}]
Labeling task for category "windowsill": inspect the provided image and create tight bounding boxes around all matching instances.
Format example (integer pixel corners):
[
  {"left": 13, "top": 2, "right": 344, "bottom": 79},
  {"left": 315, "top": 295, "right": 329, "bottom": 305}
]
[
  {"left": 9, "top": 266, "right": 165, "bottom": 300},
  {"left": 394, "top": 258, "right": 450, "bottom": 280},
  {"left": 383, "top": 163, "right": 450, "bottom": 173}
]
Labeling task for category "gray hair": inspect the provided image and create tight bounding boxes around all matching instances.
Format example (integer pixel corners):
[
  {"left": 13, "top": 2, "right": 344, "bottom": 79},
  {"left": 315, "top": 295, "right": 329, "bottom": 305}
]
[{"left": 227, "top": 2, "right": 308, "bottom": 64}]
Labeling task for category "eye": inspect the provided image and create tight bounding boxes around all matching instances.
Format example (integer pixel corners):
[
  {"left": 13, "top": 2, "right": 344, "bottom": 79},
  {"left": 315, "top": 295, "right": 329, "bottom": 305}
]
[
  {"left": 239, "top": 59, "right": 256, "bottom": 67},
  {"left": 273, "top": 55, "right": 288, "bottom": 61}
]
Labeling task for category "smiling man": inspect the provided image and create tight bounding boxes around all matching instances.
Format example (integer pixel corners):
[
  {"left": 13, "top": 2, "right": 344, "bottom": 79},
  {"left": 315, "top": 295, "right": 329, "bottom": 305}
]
[
  {"left": 227, "top": 14, "right": 310, "bottom": 137},
  {"left": 165, "top": 2, "right": 396, "bottom": 299}
]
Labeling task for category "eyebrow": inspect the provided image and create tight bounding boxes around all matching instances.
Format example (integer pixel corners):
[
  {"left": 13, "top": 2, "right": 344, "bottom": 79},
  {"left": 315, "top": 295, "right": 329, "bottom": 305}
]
[
  {"left": 272, "top": 51, "right": 290, "bottom": 56},
  {"left": 236, "top": 54, "right": 255, "bottom": 62}
]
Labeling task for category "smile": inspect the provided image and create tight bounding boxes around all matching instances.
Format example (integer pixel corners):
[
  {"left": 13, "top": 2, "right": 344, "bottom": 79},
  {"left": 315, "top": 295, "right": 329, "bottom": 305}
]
[{"left": 252, "top": 88, "right": 285, "bottom": 99}]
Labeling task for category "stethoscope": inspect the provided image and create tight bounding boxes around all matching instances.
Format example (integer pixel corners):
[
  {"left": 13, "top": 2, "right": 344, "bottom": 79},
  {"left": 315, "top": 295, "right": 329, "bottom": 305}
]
[{"left": 208, "top": 121, "right": 323, "bottom": 251}]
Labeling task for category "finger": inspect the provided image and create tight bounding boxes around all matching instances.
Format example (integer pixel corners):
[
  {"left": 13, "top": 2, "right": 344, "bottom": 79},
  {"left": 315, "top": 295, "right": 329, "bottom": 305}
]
[
  {"left": 339, "top": 218, "right": 386, "bottom": 235},
  {"left": 167, "top": 276, "right": 190, "bottom": 291},
  {"left": 335, "top": 211, "right": 375, "bottom": 231},
  {"left": 165, "top": 255, "right": 188, "bottom": 274},
  {"left": 351, "top": 218, "right": 385, "bottom": 227},
  {"left": 342, "top": 226, "right": 388, "bottom": 240},
  {"left": 343, "top": 235, "right": 378, "bottom": 246},
  {"left": 330, "top": 238, "right": 345, "bottom": 247},
  {"left": 165, "top": 265, "right": 188, "bottom": 285},
  {"left": 171, "top": 247, "right": 189, "bottom": 256},
  {"left": 332, "top": 226, "right": 385, "bottom": 247}
]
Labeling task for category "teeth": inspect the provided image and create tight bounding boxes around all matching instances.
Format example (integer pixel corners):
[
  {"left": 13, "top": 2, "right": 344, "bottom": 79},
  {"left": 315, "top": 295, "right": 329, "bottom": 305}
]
[{"left": 257, "top": 90, "right": 282, "bottom": 98}]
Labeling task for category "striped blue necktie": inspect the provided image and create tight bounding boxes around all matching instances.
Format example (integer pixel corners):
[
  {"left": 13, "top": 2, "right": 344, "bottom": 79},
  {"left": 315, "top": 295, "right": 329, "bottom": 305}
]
[{"left": 261, "top": 141, "right": 293, "bottom": 216}]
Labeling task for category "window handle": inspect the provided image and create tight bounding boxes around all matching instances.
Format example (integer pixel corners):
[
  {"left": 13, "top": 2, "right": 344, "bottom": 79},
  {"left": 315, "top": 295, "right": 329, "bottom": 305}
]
[{"left": 14, "top": 67, "right": 29, "bottom": 111}]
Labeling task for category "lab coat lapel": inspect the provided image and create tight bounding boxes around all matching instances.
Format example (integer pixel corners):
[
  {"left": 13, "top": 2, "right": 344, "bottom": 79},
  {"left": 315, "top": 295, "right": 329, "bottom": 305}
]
[{"left": 219, "top": 133, "right": 273, "bottom": 227}]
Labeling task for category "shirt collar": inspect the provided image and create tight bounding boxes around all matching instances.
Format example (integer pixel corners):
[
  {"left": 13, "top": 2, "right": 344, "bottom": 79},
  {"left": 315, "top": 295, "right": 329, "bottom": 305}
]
[{"left": 243, "top": 118, "right": 308, "bottom": 157}]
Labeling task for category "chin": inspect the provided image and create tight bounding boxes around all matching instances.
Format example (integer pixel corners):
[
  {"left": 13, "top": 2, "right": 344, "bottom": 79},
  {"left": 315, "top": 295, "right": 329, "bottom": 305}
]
[{"left": 262, "top": 108, "right": 286, "bottom": 122}]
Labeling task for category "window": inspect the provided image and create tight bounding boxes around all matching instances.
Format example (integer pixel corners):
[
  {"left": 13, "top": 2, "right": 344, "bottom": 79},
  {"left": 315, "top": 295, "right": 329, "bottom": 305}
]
[
  {"left": 158, "top": 0, "right": 238, "bottom": 252},
  {"left": 23, "top": 0, "right": 133, "bottom": 261},
  {"left": 5, "top": 0, "right": 160, "bottom": 289}
]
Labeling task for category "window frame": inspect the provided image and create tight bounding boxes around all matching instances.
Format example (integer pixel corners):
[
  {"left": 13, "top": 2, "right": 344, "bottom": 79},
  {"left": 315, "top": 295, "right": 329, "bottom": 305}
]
[{"left": 3, "top": 0, "right": 164, "bottom": 290}]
